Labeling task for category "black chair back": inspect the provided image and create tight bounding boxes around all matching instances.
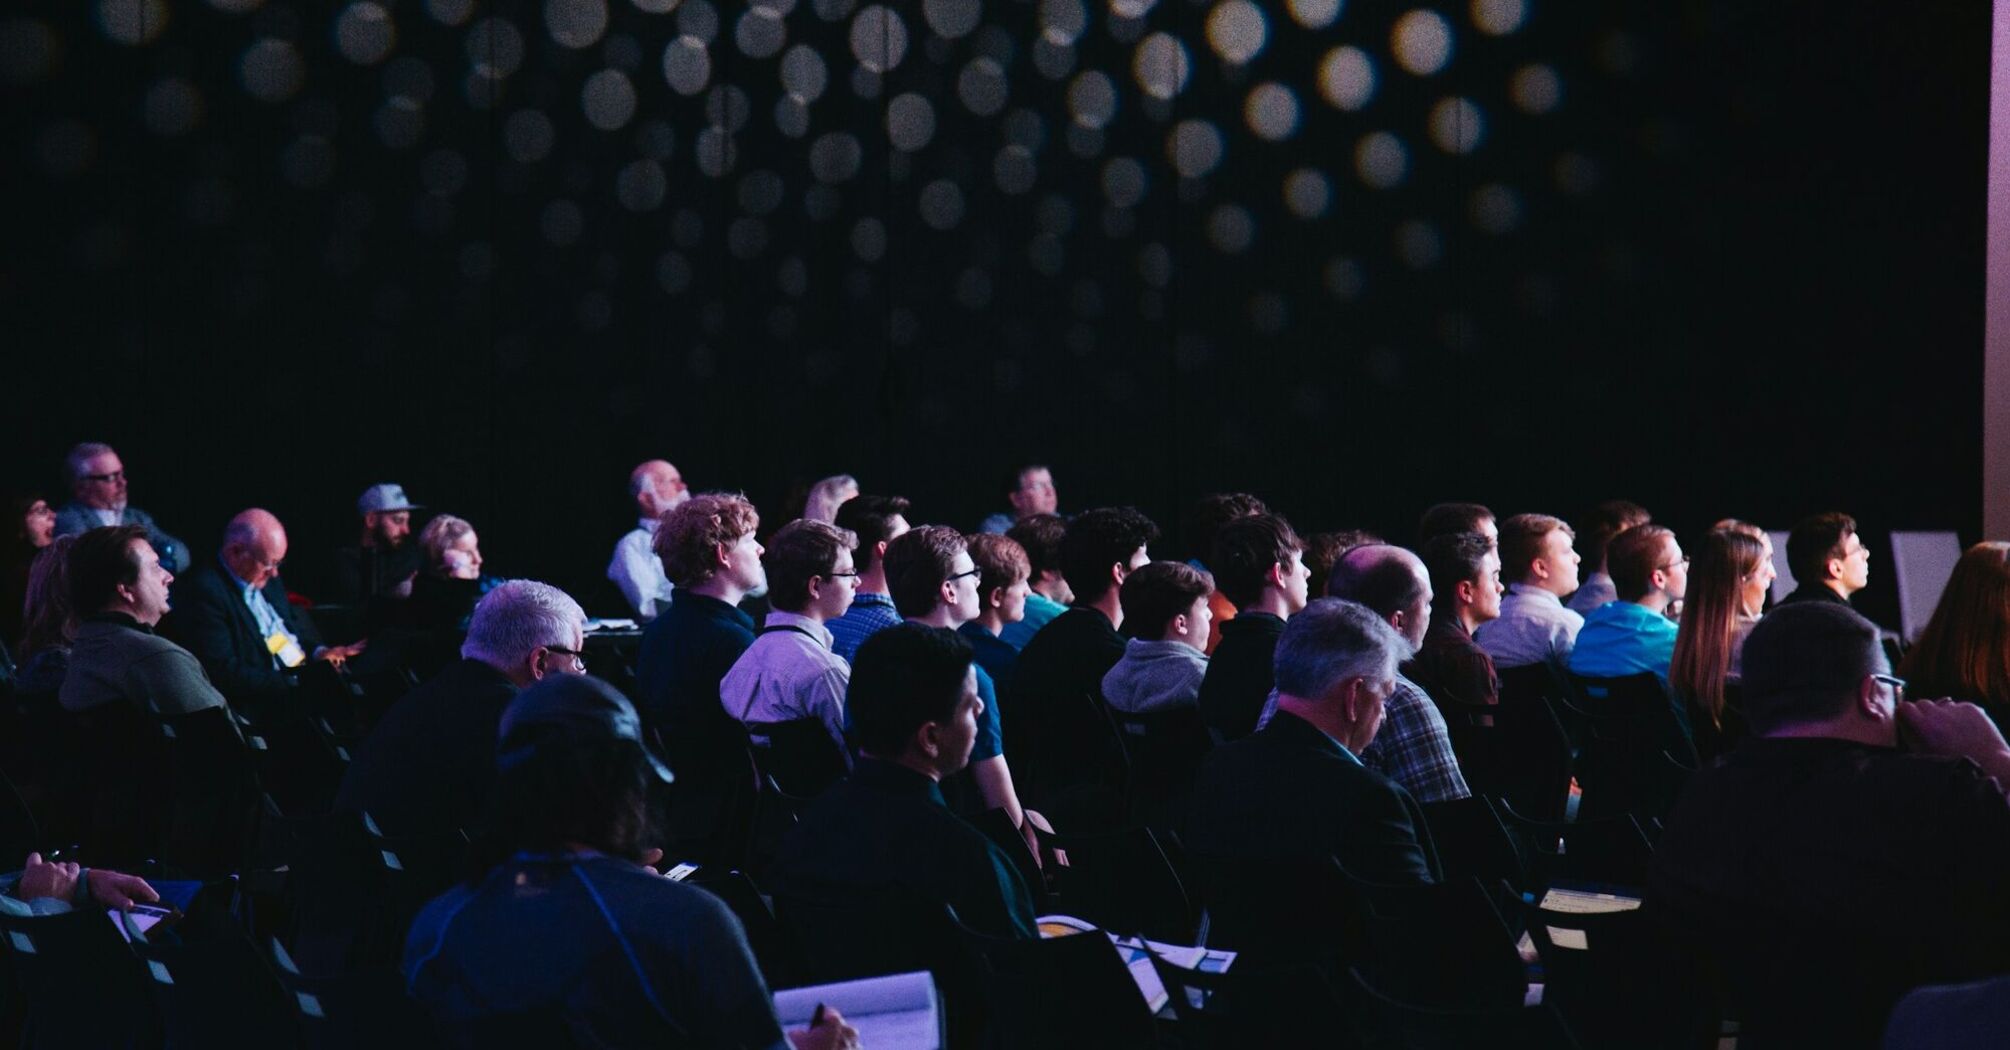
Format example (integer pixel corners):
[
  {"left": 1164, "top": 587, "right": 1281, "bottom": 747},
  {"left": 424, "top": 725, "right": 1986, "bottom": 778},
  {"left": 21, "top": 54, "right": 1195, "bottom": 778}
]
[
  {"left": 1493, "top": 799, "right": 1654, "bottom": 893},
  {"left": 1040, "top": 824, "right": 1194, "bottom": 943},
  {"left": 1493, "top": 683, "right": 1575, "bottom": 822},
  {"left": 1145, "top": 950, "right": 1353, "bottom": 1047},
  {"left": 746, "top": 717, "right": 849, "bottom": 798},
  {"left": 1520, "top": 900, "right": 1723, "bottom": 1050},
  {"left": 1108, "top": 704, "right": 1212, "bottom": 828},
  {"left": 1421, "top": 794, "right": 1527, "bottom": 897},
  {"left": 0, "top": 905, "right": 161, "bottom": 1049},
  {"left": 1348, "top": 967, "right": 1582, "bottom": 1050},
  {"left": 951, "top": 915, "right": 1157, "bottom": 1049},
  {"left": 1343, "top": 870, "right": 1528, "bottom": 1010},
  {"left": 269, "top": 939, "right": 436, "bottom": 1050},
  {"left": 129, "top": 884, "right": 299, "bottom": 1046},
  {"left": 1187, "top": 854, "right": 1368, "bottom": 971}
]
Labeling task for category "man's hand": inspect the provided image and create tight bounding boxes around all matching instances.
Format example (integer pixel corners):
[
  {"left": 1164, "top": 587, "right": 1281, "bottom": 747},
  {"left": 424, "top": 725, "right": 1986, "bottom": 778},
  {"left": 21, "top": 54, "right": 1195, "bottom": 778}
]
[
  {"left": 313, "top": 641, "right": 368, "bottom": 668},
  {"left": 786, "top": 1007, "right": 860, "bottom": 1050},
  {"left": 1899, "top": 699, "right": 2010, "bottom": 781},
  {"left": 88, "top": 870, "right": 160, "bottom": 911},
  {"left": 15, "top": 853, "right": 80, "bottom": 902}
]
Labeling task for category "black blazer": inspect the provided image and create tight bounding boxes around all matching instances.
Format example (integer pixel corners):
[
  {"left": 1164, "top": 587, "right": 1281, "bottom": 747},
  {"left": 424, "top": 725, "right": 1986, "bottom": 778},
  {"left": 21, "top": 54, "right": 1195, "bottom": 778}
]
[{"left": 166, "top": 562, "right": 324, "bottom": 713}]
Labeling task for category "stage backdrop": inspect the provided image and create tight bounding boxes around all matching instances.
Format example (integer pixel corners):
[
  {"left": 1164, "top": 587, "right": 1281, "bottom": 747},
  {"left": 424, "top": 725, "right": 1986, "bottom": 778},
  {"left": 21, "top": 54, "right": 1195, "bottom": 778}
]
[{"left": 1, "top": 0, "right": 1987, "bottom": 624}]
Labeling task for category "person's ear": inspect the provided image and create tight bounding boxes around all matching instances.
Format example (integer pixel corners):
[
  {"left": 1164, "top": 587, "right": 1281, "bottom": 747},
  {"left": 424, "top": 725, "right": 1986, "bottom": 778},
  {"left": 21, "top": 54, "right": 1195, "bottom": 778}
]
[
  {"left": 806, "top": 574, "right": 824, "bottom": 603},
  {"left": 987, "top": 585, "right": 1005, "bottom": 610},
  {"left": 916, "top": 720, "right": 942, "bottom": 761},
  {"left": 1266, "top": 561, "right": 1286, "bottom": 587},
  {"left": 527, "top": 648, "right": 549, "bottom": 682},
  {"left": 1532, "top": 558, "right": 1549, "bottom": 582},
  {"left": 1337, "top": 678, "right": 1367, "bottom": 725},
  {"left": 875, "top": 540, "right": 891, "bottom": 565},
  {"left": 1110, "top": 561, "right": 1128, "bottom": 589},
  {"left": 714, "top": 541, "right": 732, "bottom": 569},
  {"left": 1171, "top": 612, "right": 1190, "bottom": 637},
  {"left": 1457, "top": 578, "right": 1478, "bottom": 606},
  {"left": 1827, "top": 556, "right": 1846, "bottom": 582},
  {"left": 1856, "top": 676, "right": 1887, "bottom": 721}
]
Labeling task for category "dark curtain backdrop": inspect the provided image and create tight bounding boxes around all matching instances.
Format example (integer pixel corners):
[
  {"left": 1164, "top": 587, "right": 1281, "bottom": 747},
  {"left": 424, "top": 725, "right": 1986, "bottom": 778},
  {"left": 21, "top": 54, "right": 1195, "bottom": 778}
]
[{"left": 1, "top": 0, "right": 1986, "bottom": 623}]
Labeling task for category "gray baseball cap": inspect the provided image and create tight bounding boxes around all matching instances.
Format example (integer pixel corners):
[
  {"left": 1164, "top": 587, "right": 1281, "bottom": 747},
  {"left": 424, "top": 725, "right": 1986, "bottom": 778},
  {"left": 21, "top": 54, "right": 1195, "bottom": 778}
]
[{"left": 357, "top": 483, "right": 422, "bottom": 514}]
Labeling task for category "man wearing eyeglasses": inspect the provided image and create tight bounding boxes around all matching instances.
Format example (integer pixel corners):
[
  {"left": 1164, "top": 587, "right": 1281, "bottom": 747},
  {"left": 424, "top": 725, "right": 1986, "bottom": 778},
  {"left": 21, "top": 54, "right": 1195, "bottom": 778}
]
[
  {"left": 52, "top": 442, "right": 190, "bottom": 573},
  {"left": 1782, "top": 511, "right": 1871, "bottom": 607},
  {"left": 1649, "top": 601, "right": 2010, "bottom": 1048},
  {"left": 1567, "top": 523, "right": 1687, "bottom": 683}
]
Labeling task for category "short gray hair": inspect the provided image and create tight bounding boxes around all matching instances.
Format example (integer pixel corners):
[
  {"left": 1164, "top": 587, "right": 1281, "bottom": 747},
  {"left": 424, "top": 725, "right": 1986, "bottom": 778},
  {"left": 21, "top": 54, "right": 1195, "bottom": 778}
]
[
  {"left": 66, "top": 442, "right": 116, "bottom": 483},
  {"left": 1274, "top": 598, "right": 1407, "bottom": 701},
  {"left": 462, "top": 580, "right": 587, "bottom": 668}
]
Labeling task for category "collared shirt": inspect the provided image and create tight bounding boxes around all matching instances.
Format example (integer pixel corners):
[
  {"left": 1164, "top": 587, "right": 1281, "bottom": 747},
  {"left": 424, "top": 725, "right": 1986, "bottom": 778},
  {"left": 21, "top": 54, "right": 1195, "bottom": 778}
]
[
  {"left": 999, "top": 591, "right": 1066, "bottom": 651},
  {"left": 1360, "top": 673, "right": 1471, "bottom": 803},
  {"left": 222, "top": 556, "right": 301, "bottom": 671},
  {"left": 90, "top": 507, "right": 120, "bottom": 528},
  {"left": 719, "top": 611, "right": 850, "bottom": 757},
  {"left": 1476, "top": 583, "right": 1584, "bottom": 672},
  {"left": 608, "top": 517, "right": 674, "bottom": 622},
  {"left": 1566, "top": 572, "right": 1617, "bottom": 615},
  {"left": 1568, "top": 600, "right": 1679, "bottom": 681},
  {"left": 827, "top": 591, "right": 901, "bottom": 664}
]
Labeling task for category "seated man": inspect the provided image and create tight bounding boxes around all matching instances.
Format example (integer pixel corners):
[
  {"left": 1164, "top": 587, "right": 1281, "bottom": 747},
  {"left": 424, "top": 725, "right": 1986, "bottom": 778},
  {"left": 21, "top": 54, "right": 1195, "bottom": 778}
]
[
  {"left": 1182, "top": 493, "right": 1270, "bottom": 655},
  {"left": 1782, "top": 510, "right": 1870, "bottom": 607},
  {"left": 1198, "top": 512, "right": 1310, "bottom": 741},
  {"left": 958, "top": 533, "right": 1031, "bottom": 689},
  {"left": 768, "top": 624, "right": 1038, "bottom": 938},
  {"left": 1321, "top": 545, "right": 1470, "bottom": 803},
  {"left": 336, "top": 580, "right": 588, "bottom": 837},
  {"left": 607, "top": 460, "right": 688, "bottom": 621},
  {"left": 1476, "top": 513, "right": 1584, "bottom": 673},
  {"left": 827, "top": 495, "right": 912, "bottom": 663},
  {"left": 976, "top": 463, "right": 1059, "bottom": 535},
  {"left": 1417, "top": 501, "right": 1496, "bottom": 550},
  {"left": 718, "top": 520, "right": 858, "bottom": 783},
  {"left": 1648, "top": 602, "right": 2010, "bottom": 1048},
  {"left": 331, "top": 483, "right": 423, "bottom": 610},
  {"left": 1186, "top": 598, "right": 1441, "bottom": 885},
  {"left": 1000, "top": 513, "right": 1071, "bottom": 649},
  {"left": 168, "top": 509, "right": 364, "bottom": 722},
  {"left": 61, "top": 524, "right": 228, "bottom": 717},
  {"left": 52, "top": 443, "right": 190, "bottom": 573},
  {"left": 0, "top": 852, "right": 158, "bottom": 916},
  {"left": 1404, "top": 531, "right": 1502, "bottom": 710},
  {"left": 1568, "top": 523, "right": 1685, "bottom": 682},
  {"left": 405, "top": 673, "right": 856, "bottom": 1050},
  {"left": 1102, "top": 562, "right": 1214, "bottom": 715},
  {"left": 1567, "top": 499, "right": 1651, "bottom": 615}
]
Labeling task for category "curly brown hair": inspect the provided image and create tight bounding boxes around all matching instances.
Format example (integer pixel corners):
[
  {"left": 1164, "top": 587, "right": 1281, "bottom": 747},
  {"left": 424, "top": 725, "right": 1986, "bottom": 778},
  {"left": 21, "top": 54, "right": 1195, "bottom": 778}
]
[{"left": 653, "top": 493, "right": 760, "bottom": 588}]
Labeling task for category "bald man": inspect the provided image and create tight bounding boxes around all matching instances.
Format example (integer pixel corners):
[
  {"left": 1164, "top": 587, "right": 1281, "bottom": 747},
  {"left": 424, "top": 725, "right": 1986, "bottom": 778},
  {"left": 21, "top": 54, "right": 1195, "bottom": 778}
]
[
  {"left": 167, "top": 508, "right": 365, "bottom": 720},
  {"left": 609, "top": 459, "right": 690, "bottom": 621}
]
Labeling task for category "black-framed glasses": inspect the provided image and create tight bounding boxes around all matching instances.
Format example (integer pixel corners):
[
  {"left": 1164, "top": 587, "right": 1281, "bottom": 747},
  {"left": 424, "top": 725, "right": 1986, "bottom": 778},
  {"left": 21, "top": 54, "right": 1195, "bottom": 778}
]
[
  {"left": 543, "top": 645, "right": 587, "bottom": 672},
  {"left": 82, "top": 470, "right": 125, "bottom": 484},
  {"left": 948, "top": 568, "right": 983, "bottom": 583},
  {"left": 824, "top": 570, "right": 861, "bottom": 581},
  {"left": 1871, "top": 673, "right": 1906, "bottom": 703}
]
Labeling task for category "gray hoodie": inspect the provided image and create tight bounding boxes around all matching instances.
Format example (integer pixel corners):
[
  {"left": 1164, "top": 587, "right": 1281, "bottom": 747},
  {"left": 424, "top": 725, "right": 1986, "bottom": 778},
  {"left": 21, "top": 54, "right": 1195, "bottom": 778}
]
[{"left": 1100, "top": 638, "right": 1209, "bottom": 715}]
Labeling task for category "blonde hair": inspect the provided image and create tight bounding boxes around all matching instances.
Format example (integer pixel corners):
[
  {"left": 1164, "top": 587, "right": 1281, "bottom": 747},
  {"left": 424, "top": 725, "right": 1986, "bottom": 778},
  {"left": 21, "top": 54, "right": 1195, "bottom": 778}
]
[{"left": 420, "top": 514, "right": 475, "bottom": 574}]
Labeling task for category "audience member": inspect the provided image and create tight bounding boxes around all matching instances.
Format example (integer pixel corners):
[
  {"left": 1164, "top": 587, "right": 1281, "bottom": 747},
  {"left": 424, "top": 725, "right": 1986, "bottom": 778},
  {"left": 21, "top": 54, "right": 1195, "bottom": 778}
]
[
  {"left": 1649, "top": 602, "right": 2010, "bottom": 1047},
  {"left": 52, "top": 443, "right": 190, "bottom": 573},
  {"left": 1671, "top": 528, "right": 1772, "bottom": 753},
  {"left": 977, "top": 463, "right": 1060, "bottom": 535},
  {"left": 1783, "top": 511, "right": 1871, "bottom": 606},
  {"left": 1406, "top": 531, "right": 1503, "bottom": 710},
  {"left": 404, "top": 673, "right": 857, "bottom": 1050},
  {"left": 13, "top": 537, "right": 75, "bottom": 699},
  {"left": 769, "top": 625, "right": 1038, "bottom": 938},
  {"left": 802, "top": 474, "right": 859, "bottom": 523},
  {"left": 1322, "top": 545, "right": 1471, "bottom": 803},
  {"left": 1183, "top": 493, "right": 1269, "bottom": 653},
  {"left": 1186, "top": 598, "right": 1441, "bottom": 884},
  {"left": 407, "top": 514, "right": 488, "bottom": 628},
  {"left": 1102, "top": 561, "right": 1214, "bottom": 715},
  {"left": 1417, "top": 501, "right": 1496, "bottom": 549},
  {"left": 999, "top": 513, "right": 1071, "bottom": 649},
  {"left": 718, "top": 520, "right": 858, "bottom": 772},
  {"left": 3, "top": 495, "right": 56, "bottom": 652},
  {"left": 336, "top": 580, "right": 587, "bottom": 837},
  {"left": 1902, "top": 542, "right": 2010, "bottom": 729},
  {"left": 168, "top": 509, "right": 364, "bottom": 722},
  {"left": 1476, "top": 513, "right": 1584, "bottom": 673},
  {"left": 1569, "top": 524, "right": 1686, "bottom": 683},
  {"left": 607, "top": 460, "right": 689, "bottom": 622},
  {"left": 1303, "top": 529, "right": 1382, "bottom": 603},
  {"left": 0, "top": 852, "right": 159, "bottom": 916},
  {"left": 958, "top": 533, "right": 1030, "bottom": 689},
  {"left": 331, "top": 483, "right": 424, "bottom": 609},
  {"left": 60, "top": 525, "right": 227, "bottom": 717},
  {"left": 1197, "top": 513, "right": 1310, "bottom": 741},
  {"left": 1567, "top": 499, "right": 1651, "bottom": 614},
  {"left": 827, "top": 495, "right": 912, "bottom": 663},
  {"left": 1010, "top": 507, "right": 1158, "bottom": 802}
]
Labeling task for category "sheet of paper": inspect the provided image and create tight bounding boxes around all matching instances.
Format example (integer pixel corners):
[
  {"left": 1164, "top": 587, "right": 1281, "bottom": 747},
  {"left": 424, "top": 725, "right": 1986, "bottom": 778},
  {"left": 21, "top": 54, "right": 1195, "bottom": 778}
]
[
  {"left": 775, "top": 970, "right": 940, "bottom": 1049},
  {"left": 1538, "top": 887, "right": 1642, "bottom": 914}
]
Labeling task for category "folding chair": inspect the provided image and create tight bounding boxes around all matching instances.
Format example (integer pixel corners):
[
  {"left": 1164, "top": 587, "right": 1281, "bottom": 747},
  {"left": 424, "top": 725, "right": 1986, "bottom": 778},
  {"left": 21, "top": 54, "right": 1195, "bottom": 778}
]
[
  {"left": 0, "top": 906, "right": 161, "bottom": 1048},
  {"left": 745, "top": 716, "right": 849, "bottom": 798},
  {"left": 1520, "top": 899, "right": 1723, "bottom": 1050},
  {"left": 950, "top": 913, "right": 1157, "bottom": 1049},
  {"left": 1342, "top": 870, "right": 1528, "bottom": 1011},
  {"left": 1493, "top": 800, "right": 1654, "bottom": 893},
  {"left": 268, "top": 938, "right": 435, "bottom": 1050},
  {"left": 128, "top": 886, "right": 298, "bottom": 1045},
  {"left": 1493, "top": 673, "right": 1575, "bottom": 821},
  {"left": 1145, "top": 949, "right": 1351, "bottom": 1048},
  {"left": 1421, "top": 794, "right": 1528, "bottom": 898},
  {"left": 1039, "top": 823, "right": 1195, "bottom": 943},
  {"left": 689, "top": 868, "right": 807, "bottom": 989},
  {"left": 1108, "top": 704, "right": 1212, "bottom": 830}
]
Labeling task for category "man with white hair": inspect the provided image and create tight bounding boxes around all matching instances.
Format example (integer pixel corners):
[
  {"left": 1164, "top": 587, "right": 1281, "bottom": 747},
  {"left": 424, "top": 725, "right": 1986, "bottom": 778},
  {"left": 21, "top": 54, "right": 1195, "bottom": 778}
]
[
  {"left": 334, "top": 579, "right": 588, "bottom": 836},
  {"left": 1185, "top": 598, "right": 1442, "bottom": 886},
  {"left": 608, "top": 460, "right": 689, "bottom": 621},
  {"left": 52, "top": 442, "right": 190, "bottom": 573}
]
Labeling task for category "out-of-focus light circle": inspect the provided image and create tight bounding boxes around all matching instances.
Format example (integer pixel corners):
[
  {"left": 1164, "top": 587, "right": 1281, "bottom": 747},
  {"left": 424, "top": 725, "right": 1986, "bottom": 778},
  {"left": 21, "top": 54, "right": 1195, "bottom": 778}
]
[
  {"left": 1470, "top": 183, "right": 1521, "bottom": 233},
  {"left": 1287, "top": 0, "right": 1340, "bottom": 30},
  {"left": 1318, "top": 46, "right": 1374, "bottom": 110},
  {"left": 1244, "top": 82, "right": 1299, "bottom": 141},
  {"left": 374, "top": 95, "right": 425, "bottom": 148},
  {"left": 924, "top": 0, "right": 980, "bottom": 39},
  {"left": 852, "top": 216, "right": 887, "bottom": 260},
  {"left": 1036, "top": 194, "right": 1076, "bottom": 235},
  {"left": 1168, "top": 119, "right": 1224, "bottom": 179},
  {"left": 850, "top": 6, "right": 909, "bottom": 73},
  {"left": 241, "top": 39, "right": 306, "bottom": 103},
  {"left": 994, "top": 145, "right": 1038, "bottom": 194},
  {"left": 774, "top": 95, "right": 810, "bottom": 136},
  {"left": 1033, "top": 38, "right": 1076, "bottom": 81},
  {"left": 886, "top": 92, "right": 936, "bottom": 151},
  {"left": 1391, "top": 10, "right": 1452, "bottom": 75},
  {"left": 815, "top": 0, "right": 855, "bottom": 20},
  {"left": 1205, "top": 0, "right": 1267, "bottom": 65},
  {"left": 582, "top": 69, "right": 636, "bottom": 130},
  {"left": 809, "top": 131, "right": 863, "bottom": 182},
  {"left": 633, "top": 0, "right": 678, "bottom": 12},
  {"left": 144, "top": 78, "right": 204, "bottom": 136},
  {"left": 1067, "top": 71, "right": 1117, "bottom": 129},
  {"left": 678, "top": 1, "right": 720, "bottom": 44},
  {"left": 280, "top": 135, "right": 333, "bottom": 188},
  {"left": 466, "top": 19, "right": 526, "bottom": 77},
  {"left": 98, "top": 0, "right": 167, "bottom": 46},
  {"left": 1510, "top": 64, "right": 1560, "bottom": 113},
  {"left": 1132, "top": 33, "right": 1189, "bottom": 101},
  {"left": 1207, "top": 204, "right": 1254, "bottom": 254},
  {"left": 422, "top": 148, "right": 469, "bottom": 195},
  {"left": 336, "top": 3, "right": 396, "bottom": 65},
  {"left": 1471, "top": 0, "right": 1525, "bottom": 35},
  {"left": 1354, "top": 131, "right": 1406, "bottom": 188},
  {"left": 1040, "top": 0, "right": 1087, "bottom": 46},
  {"left": 618, "top": 159, "right": 667, "bottom": 210},
  {"left": 1102, "top": 157, "right": 1147, "bottom": 207},
  {"left": 736, "top": 6, "right": 786, "bottom": 58},
  {"left": 780, "top": 44, "right": 827, "bottom": 101},
  {"left": 428, "top": 0, "right": 474, "bottom": 25},
  {"left": 662, "top": 35, "right": 711, "bottom": 95},
  {"left": 1283, "top": 167, "right": 1331, "bottom": 218},
  {"left": 505, "top": 108, "right": 555, "bottom": 162},
  {"left": 1396, "top": 220, "right": 1441, "bottom": 268},
  {"left": 959, "top": 57, "right": 1009, "bottom": 115},
  {"left": 919, "top": 180, "right": 966, "bottom": 230},
  {"left": 1428, "top": 96, "right": 1482, "bottom": 153},
  {"left": 545, "top": 0, "right": 608, "bottom": 49},
  {"left": 1110, "top": 0, "right": 1157, "bottom": 18},
  {"left": 705, "top": 84, "right": 751, "bottom": 132}
]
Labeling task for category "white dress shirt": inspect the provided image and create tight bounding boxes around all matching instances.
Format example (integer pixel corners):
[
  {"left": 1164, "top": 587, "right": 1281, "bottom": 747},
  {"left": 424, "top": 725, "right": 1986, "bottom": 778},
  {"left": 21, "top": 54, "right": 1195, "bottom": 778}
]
[
  {"left": 607, "top": 517, "right": 674, "bottom": 621},
  {"left": 718, "top": 610, "right": 851, "bottom": 755},
  {"left": 1475, "top": 582, "right": 1585, "bottom": 672}
]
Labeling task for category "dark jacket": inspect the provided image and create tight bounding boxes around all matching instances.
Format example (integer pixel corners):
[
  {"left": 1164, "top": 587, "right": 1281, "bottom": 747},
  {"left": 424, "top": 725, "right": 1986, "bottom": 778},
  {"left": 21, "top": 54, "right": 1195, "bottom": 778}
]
[
  {"left": 1403, "top": 615, "right": 1500, "bottom": 711},
  {"left": 53, "top": 503, "right": 190, "bottom": 573},
  {"left": 1007, "top": 606, "right": 1128, "bottom": 804},
  {"left": 635, "top": 592, "right": 758, "bottom": 823},
  {"left": 165, "top": 563, "right": 324, "bottom": 719},
  {"left": 333, "top": 658, "right": 520, "bottom": 837},
  {"left": 1197, "top": 611, "right": 1286, "bottom": 742}
]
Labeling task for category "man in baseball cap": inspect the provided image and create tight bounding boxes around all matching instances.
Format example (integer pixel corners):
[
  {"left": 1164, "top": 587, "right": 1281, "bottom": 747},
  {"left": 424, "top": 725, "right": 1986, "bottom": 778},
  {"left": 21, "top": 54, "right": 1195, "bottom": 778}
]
[{"left": 332, "top": 483, "right": 425, "bottom": 609}]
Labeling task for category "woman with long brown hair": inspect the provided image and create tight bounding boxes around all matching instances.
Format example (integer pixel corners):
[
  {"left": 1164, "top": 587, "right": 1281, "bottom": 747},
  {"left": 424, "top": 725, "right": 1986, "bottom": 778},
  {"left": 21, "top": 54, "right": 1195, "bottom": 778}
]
[
  {"left": 1672, "top": 528, "right": 1773, "bottom": 758},
  {"left": 1901, "top": 542, "right": 2010, "bottom": 727}
]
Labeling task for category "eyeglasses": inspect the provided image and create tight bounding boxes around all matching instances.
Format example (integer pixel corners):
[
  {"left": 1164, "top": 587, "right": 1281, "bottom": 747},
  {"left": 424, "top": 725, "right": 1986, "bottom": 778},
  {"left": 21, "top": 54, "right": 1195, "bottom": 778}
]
[
  {"left": 948, "top": 568, "right": 983, "bottom": 584},
  {"left": 1655, "top": 557, "right": 1690, "bottom": 572},
  {"left": 1871, "top": 673, "right": 1906, "bottom": 703},
  {"left": 543, "top": 645, "right": 587, "bottom": 672},
  {"left": 82, "top": 471, "right": 125, "bottom": 484},
  {"left": 824, "top": 570, "right": 861, "bottom": 581}
]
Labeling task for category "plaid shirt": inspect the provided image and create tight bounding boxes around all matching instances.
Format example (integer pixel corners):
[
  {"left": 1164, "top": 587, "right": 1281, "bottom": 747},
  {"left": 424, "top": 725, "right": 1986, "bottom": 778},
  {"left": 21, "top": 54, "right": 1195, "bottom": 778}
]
[{"left": 1360, "top": 673, "right": 1470, "bottom": 803}]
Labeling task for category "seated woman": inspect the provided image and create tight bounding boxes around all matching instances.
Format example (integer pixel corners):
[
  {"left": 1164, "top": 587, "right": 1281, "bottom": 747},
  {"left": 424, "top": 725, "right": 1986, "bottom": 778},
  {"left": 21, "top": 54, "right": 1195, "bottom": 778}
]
[
  {"left": 403, "top": 674, "right": 855, "bottom": 1050},
  {"left": 13, "top": 536, "right": 77, "bottom": 702},
  {"left": 1902, "top": 542, "right": 2010, "bottom": 731},
  {"left": 382, "top": 515, "right": 496, "bottom": 678},
  {"left": 1671, "top": 528, "right": 1773, "bottom": 760},
  {"left": 2, "top": 495, "right": 56, "bottom": 657}
]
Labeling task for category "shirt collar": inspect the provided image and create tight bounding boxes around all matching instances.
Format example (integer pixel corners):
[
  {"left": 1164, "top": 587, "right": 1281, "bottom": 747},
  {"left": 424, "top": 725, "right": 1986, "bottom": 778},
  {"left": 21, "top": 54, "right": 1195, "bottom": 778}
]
[
  {"left": 851, "top": 591, "right": 896, "bottom": 609},
  {"left": 637, "top": 516, "right": 659, "bottom": 533},
  {"left": 85, "top": 611, "right": 151, "bottom": 634},
  {"left": 1505, "top": 582, "right": 1563, "bottom": 607},
  {"left": 851, "top": 756, "right": 949, "bottom": 806},
  {"left": 763, "top": 609, "right": 834, "bottom": 648},
  {"left": 220, "top": 554, "right": 259, "bottom": 596}
]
